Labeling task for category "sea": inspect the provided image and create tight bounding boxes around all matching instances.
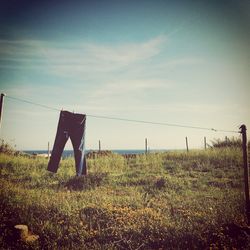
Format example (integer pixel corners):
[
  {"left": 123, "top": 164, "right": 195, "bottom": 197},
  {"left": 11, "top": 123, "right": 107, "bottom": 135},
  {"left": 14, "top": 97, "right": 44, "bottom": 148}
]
[{"left": 24, "top": 149, "right": 168, "bottom": 158}]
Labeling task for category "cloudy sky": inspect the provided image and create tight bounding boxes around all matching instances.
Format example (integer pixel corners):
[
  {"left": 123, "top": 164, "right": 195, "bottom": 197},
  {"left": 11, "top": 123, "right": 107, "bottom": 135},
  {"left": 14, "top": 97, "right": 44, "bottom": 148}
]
[{"left": 0, "top": 0, "right": 249, "bottom": 150}]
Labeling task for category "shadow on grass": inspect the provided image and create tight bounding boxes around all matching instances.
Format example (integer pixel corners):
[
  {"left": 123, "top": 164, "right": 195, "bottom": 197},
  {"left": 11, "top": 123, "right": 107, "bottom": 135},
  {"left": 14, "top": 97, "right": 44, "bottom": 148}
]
[{"left": 63, "top": 172, "right": 109, "bottom": 191}]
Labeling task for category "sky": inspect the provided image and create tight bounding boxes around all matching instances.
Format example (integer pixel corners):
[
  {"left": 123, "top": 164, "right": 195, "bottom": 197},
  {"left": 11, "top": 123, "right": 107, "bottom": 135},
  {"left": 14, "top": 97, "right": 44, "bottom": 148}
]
[{"left": 0, "top": 0, "right": 249, "bottom": 150}]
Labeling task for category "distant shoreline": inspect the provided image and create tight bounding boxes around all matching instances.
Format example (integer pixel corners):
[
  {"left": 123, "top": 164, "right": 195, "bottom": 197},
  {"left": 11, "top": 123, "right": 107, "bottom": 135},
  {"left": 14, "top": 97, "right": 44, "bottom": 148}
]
[{"left": 23, "top": 149, "right": 172, "bottom": 157}]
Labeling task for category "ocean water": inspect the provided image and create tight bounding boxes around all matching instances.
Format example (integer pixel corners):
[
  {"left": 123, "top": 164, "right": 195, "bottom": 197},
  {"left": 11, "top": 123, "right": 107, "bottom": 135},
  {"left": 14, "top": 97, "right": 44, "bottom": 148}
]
[{"left": 24, "top": 149, "right": 167, "bottom": 157}]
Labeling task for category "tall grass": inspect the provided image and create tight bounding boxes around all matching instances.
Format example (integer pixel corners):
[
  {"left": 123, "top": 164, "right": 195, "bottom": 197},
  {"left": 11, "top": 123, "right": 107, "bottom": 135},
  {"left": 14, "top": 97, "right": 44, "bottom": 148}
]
[
  {"left": 211, "top": 136, "right": 250, "bottom": 149},
  {"left": 0, "top": 148, "right": 249, "bottom": 249}
]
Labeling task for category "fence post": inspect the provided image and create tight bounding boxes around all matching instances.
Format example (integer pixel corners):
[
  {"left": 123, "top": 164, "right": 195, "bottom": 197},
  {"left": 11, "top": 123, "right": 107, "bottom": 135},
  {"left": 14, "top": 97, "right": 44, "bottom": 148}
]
[
  {"left": 0, "top": 93, "right": 6, "bottom": 130},
  {"left": 204, "top": 137, "right": 207, "bottom": 150},
  {"left": 145, "top": 138, "right": 148, "bottom": 154},
  {"left": 185, "top": 137, "right": 189, "bottom": 152},
  {"left": 225, "top": 136, "right": 228, "bottom": 145},
  {"left": 99, "top": 140, "right": 101, "bottom": 152},
  {"left": 48, "top": 142, "right": 50, "bottom": 159},
  {"left": 240, "top": 124, "right": 250, "bottom": 225}
]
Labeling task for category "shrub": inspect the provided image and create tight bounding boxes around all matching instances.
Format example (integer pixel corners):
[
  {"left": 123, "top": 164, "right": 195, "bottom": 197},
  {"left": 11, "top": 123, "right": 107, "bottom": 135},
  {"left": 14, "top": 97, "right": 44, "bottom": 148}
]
[
  {"left": 0, "top": 140, "right": 16, "bottom": 155},
  {"left": 154, "top": 177, "right": 166, "bottom": 189},
  {"left": 211, "top": 137, "right": 244, "bottom": 148}
]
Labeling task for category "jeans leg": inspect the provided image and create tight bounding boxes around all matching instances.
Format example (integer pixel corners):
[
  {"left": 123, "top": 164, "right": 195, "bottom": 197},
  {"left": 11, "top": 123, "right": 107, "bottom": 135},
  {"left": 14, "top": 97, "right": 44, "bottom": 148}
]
[
  {"left": 47, "top": 114, "right": 69, "bottom": 173},
  {"left": 70, "top": 118, "right": 87, "bottom": 176},
  {"left": 71, "top": 134, "right": 87, "bottom": 176}
]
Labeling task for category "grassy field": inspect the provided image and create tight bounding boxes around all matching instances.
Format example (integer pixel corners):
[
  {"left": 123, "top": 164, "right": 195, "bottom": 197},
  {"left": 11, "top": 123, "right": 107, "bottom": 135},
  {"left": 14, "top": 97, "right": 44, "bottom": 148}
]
[{"left": 0, "top": 148, "right": 249, "bottom": 249}]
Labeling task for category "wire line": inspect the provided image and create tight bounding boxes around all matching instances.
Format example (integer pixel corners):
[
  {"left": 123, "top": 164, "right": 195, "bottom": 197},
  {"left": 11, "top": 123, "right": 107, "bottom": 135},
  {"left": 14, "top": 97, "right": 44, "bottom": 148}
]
[
  {"left": 4, "top": 94, "right": 239, "bottom": 133},
  {"left": 87, "top": 114, "right": 239, "bottom": 133},
  {"left": 6, "top": 95, "right": 60, "bottom": 112}
]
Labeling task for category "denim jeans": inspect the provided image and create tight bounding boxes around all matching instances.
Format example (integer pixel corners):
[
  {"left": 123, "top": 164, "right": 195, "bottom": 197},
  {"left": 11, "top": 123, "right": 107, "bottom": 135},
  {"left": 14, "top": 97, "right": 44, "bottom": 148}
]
[{"left": 47, "top": 111, "right": 87, "bottom": 176}]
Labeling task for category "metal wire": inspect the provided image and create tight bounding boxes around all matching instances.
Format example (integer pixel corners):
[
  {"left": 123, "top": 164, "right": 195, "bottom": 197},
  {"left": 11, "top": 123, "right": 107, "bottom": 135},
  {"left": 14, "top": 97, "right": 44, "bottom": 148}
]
[
  {"left": 5, "top": 94, "right": 240, "bottom": 133},
  {"left": 6, "top": 95, "right": 60, "bottom": 112}
]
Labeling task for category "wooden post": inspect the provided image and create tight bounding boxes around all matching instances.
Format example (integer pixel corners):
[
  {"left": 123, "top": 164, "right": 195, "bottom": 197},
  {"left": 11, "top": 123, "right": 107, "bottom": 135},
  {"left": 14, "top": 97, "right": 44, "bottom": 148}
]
[
  {"left": 14, "top": 225, "right": 29, "bottom": 240},
  {"left": 185, "top": 137, "right": 189, "bottom": 152},
  {"left": 48, "top": 142, "right": 50, "bottom": 159},
  {"left": 99, "top": 140, "right": 101, "bottom": 152},
  {"left": 14, "top": 224, "right": 39, "bottom": 242},
  {"left": 240, "top": 124, "right": 250, "bottom": 225},
  {"left": 0, "top": 93, "right": 5, "bottom": 130},
  {"left": 145, "top": 138, "right": 148, "bottom": 154},
  {"left": 204, "top": 137, "right": 207, "bottom": 150}
]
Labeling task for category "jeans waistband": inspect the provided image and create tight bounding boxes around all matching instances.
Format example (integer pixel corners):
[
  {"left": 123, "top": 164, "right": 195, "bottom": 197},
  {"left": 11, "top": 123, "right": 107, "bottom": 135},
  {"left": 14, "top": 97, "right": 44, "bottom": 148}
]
[{"left": 60, "top": 111, "right": 86, "bottom": 123}]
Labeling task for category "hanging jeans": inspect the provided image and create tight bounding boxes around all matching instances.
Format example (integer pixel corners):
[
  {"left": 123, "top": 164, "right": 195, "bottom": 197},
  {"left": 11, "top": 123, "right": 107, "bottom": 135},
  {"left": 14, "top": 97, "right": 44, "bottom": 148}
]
[{"left": 47, "top": 111, "right": 87, "bottom": 176}]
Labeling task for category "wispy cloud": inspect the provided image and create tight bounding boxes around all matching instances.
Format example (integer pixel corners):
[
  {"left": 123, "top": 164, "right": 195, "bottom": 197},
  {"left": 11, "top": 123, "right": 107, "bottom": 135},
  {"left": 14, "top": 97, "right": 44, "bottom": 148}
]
[
  {"left": 90, "top": 79, "right": 172, "bottom": 100},
  {"left": 0, "top": 36, "right": 207, "bottom": 114},
  {"left": 0, "top": 36, "right": 167, "bottom": 73},
  {"left": 83, "top": 35, "right": 166, "bottom": 64},
  {"left": 0, "top": 35, "right": 205, "bottom": 85}
]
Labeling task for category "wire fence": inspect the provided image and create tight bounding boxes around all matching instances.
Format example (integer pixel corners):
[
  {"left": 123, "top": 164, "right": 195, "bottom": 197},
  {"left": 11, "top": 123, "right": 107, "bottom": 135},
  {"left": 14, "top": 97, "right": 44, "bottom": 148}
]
[{"left": 1, "top": 92, "right": 250, "bottom": 224}]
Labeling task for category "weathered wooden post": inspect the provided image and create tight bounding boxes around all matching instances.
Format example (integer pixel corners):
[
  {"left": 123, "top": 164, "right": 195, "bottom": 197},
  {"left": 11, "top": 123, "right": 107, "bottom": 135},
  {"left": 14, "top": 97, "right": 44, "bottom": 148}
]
[
  {"left": 0, "top": 93, "right": 5, "bottom": 130},
  {"left": 225, "top": 136, "right": 228, "bottom": 145},
  {"left": 185, "top": 137, "right": 189, "bottom": 152},
  {"left": 48, "top": 142, "right": 50, "bottom": 159},
  {"left": 14, "top": 225, "right": 29, "bottom": 240},
  {"left": 145, "top": 138, "right": 148, "bottom": 154},
  {"left": 14, "top": 224, "right": 39, "bottom": 243},
  {"left": 204, "top": 137, "right": 207, "bottom": 150},
  {"left": 99, "top": 140, "right": 101, "bottom": 152},
  {"left": 240, "top": 124, "right": 250, "bottom": 225}
]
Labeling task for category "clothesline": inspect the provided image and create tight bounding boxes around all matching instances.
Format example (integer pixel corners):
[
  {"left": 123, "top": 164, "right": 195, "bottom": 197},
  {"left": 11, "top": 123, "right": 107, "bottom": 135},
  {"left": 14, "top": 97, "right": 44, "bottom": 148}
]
[{"left": 4, "top": 94, "right": 239, "bottom": 134}]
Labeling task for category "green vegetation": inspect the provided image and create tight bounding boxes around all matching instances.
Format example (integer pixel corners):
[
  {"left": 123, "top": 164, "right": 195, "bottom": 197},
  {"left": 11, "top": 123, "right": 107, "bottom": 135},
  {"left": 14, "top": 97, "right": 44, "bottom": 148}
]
[
  {"left": 0, "top": 139, "right": 16, "bottom": 155},
  {"left": 0, "top": 146, "right": 249, "bottom": 249},
  {"left": 211, "top": 137, "right": 241, "bottom": 148}
]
